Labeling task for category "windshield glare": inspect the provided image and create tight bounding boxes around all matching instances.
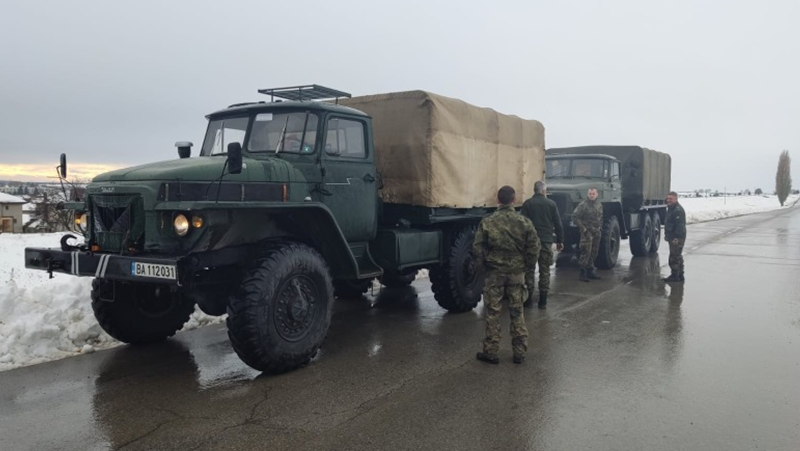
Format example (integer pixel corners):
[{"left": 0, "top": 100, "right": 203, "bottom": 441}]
[
  {"left": 201, "top": 117, "right": 248, "bottom": 156},
  {"left": 200, "top": 112, "right": 319, "bottom": 156},
  {"left": 249, "top": 112, "right": 318, "bottom": 153},
  {"left": 547, "top": 158, "right": 608, "bottom": 178}
]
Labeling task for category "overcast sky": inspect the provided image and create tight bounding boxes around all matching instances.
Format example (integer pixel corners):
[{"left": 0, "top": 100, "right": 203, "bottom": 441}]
[{"left": 1, "top": 0, "right": 798, "bottom": 191}]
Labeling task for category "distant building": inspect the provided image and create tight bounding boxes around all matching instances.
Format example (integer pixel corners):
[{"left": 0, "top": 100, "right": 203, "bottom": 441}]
[{"left": 0, "top": 193, "right": 26, "bottom": 233}]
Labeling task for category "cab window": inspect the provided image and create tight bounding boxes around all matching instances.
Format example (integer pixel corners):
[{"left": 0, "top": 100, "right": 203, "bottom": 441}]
[{"left": 325, "top": 118, "right": 366, "bottom": 158}]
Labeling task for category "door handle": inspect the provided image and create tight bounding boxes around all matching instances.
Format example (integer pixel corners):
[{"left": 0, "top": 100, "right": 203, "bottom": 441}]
[{"left": 363, "top": 173, "right": 376, "bottom": 183}]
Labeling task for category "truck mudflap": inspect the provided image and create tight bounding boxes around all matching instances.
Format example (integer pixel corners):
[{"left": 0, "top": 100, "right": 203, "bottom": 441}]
[{"left": 25, "top": 247, "right": 183, "bottom": 285}]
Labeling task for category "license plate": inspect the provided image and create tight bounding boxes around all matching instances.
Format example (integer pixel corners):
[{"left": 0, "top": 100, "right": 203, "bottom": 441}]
[{"left": 130, "top": 262, "right": 177, "bottom": 280}]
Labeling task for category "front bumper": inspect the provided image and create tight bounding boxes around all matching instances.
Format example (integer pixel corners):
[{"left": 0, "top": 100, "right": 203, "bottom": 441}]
[{"left": 25, "top": 248, "right": 183, "bottom": 285}]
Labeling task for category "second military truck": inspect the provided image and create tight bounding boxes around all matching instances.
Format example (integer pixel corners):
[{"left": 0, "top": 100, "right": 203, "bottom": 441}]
[
  {"left": 545, "top": 146, "right": 672, "bottom": 269},
  {"left": 24, "top": 86, "right": 545, "bottom": 374}
]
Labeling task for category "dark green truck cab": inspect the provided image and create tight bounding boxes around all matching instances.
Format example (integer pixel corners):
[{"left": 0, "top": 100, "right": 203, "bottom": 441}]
[{"left": 24, "top": 86, "right": 513, "bottom": 374}]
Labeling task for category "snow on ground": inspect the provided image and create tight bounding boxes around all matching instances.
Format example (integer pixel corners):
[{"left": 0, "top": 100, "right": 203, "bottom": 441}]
[
  {"left": 0, "top": 233, "right": 222, "bottom": 372},
  {"left": 0, "top": 194, "right": 797, "bottom": 372},
  {"left": 680, "top": 194, "right": 798, "bottom": 224}
]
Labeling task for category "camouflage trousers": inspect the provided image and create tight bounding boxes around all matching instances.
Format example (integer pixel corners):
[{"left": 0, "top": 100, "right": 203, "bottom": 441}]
[
  {"left": 578, "top": 229, "right": 601, "bottom": 269},
  {"left": 482, "top": 272, "right": 528, "bottom": 357},
  {"left": 669, "top": 239, "right": 684, "bottom": 275},
  {"left": 527, "top": 244, "right": 554, "bottom": 294}
]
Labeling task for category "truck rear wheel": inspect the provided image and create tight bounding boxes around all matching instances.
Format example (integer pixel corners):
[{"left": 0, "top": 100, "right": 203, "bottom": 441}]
[
  {"left": 430, "top": 226, "right": 485, "bottom": 313},
  {"left": 595, "top": 216, "right": 621, "bottom": 269},
  {"left": 380, "top": 269, "right": 418, "bottom": 288},
  {"left": 91, "top": 279, "right": 195, "bottom": 344},
  {"left": 226, "top": 242, "right": 334, "bottom": 374},
  {"left": 649, "top": 212, "right": 661, "bottom": 253},
  {"left": 629, "top": 213, "right": 653, "bottom": 257}
]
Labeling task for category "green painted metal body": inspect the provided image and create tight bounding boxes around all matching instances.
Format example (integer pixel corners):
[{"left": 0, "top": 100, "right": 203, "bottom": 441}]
[{"left": 61, "top": 100, "right": 492, "bottom": 281}]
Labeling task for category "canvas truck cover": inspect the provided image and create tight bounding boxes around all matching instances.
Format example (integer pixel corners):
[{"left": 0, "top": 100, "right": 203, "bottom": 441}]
[
  {"left": 339, "top": 91, "right": 545, "bottom": 208},
  {"left": 547, "top": 146, "right": 671, "bottom": 209}
]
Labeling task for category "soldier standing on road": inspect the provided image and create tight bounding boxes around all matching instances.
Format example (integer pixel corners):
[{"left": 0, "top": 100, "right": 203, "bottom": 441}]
[
  {"left": 662, "top": 191, "right": 686, "bottom": 283},
  {"left": 520, "top": 181, "right": 564, "bottom": 309},
  {"left": 573, "top": 187, "right": 603, "bottom": 282},
  {"left": 472, "top": 186, "right": 540, "bottom": 364}
]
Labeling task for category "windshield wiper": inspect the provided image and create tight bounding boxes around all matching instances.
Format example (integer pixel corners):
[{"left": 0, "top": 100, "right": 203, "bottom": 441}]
[{"left": 275, "top": 116, "right": 290, "bottom": 154}]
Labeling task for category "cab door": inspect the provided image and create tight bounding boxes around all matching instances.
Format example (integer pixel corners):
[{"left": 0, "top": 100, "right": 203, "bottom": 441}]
[{"left": 319, "top": 115, "right": 378, "bottom": 242}]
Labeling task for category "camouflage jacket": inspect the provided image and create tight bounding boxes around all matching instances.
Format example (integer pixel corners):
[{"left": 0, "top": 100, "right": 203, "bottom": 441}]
[
  {"left": 664, "top": 203, "right": 686, "bottom": 240},
  {"left": 472, "top": 205, "right": 540, "bottom": 274},
  {"left": 573, "top": 200, "right": 603, "bottom": 232},
  {"left": 520, "top": 194, "right": 564, "bottom": 245}
]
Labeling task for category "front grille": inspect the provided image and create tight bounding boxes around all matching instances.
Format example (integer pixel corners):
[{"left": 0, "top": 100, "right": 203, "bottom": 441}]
[
  {"left": 548, "top": 193, "right": 569, "bottom": 219},
  {"left": 91, "top": 194, "right": 144, "bottom": 252}
]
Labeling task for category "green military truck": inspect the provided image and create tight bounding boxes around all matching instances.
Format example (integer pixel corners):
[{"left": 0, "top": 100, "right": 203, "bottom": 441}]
[
  {"left": 25, "top": 86, "right": 545, "bottom": 374},
  {"left": 545, "top": 146, "right": 671, "bottom": 269}
]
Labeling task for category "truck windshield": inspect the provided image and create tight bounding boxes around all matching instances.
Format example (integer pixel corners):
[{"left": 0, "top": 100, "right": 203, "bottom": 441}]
[
  {"left": 201, "top": 117, "right": 249, "bottom": 156},
  {"left": 248, "top": 112, "right": 318, "bottom": 154},
  {"left": 547, "top": 158, "right": 608, "bottom": 178}
]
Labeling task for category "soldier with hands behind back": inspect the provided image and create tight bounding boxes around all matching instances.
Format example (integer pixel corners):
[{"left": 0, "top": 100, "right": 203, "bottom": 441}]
[
  {"left": 520, "top": 181, "right": 564, "bottom": 309},
  {"left": 472, "top": 186, "right": 540, "bottom": 364}
]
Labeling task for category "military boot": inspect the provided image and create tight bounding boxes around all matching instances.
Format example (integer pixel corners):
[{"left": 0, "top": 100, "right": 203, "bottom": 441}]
[
  {"left": 513, "top": 355, "right": 525, "bottom": 364},
  {"left": 538, "top": 291, "right": 548, "bottom": 309},
  {"left": 476, "top": 352, "right": 499, "bottom": 364},
  {"left": 662, "top": 273, "right": 682, "bottom": 283},
  {"left": 579, "top": 269, "right": 589, "bottom": 282},
  {"left": 679, "top": 273, "right": 685, "bottom": 282},
  {"left": 587, "top": 268, "right": 601, "bottom": 280},
  {"left": 523, "top": 292, "right": 535, "bottom": 309}
]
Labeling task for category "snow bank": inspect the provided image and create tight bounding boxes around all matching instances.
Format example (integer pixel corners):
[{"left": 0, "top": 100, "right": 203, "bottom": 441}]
[
  {"left": 0, "top": 233, "right": 223, "bottom": 372},
  {"left": 0, "top": 194, "right": 796, "bottom": 372},
  {"left": 680, "top": 194, "right": 798, "bottom": 224}
]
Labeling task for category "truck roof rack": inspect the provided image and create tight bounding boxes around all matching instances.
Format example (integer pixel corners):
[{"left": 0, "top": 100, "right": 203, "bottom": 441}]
[{"left": 257, "top": 84, "right": 352, "bottom": 104}]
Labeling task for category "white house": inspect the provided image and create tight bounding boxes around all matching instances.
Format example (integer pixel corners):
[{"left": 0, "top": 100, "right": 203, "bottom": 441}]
[{"left": 0, "top": 193, "right": 26, "bottom": 233}]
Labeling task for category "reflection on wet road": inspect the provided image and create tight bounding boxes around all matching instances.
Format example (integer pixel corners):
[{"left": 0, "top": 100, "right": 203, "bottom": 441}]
[{"left": 2, "top": 206, "right": 799, "bottom": 450}]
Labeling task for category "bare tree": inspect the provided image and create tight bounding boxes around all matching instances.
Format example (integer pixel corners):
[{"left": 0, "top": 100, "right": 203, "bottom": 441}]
[{"left": 776, "top": 150, "right": 792, "bottom": 206}]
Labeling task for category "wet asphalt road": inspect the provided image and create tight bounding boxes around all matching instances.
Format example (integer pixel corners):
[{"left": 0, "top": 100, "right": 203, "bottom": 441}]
[{"left": 2, "top": 205, "right": 799, "bottom": 451}]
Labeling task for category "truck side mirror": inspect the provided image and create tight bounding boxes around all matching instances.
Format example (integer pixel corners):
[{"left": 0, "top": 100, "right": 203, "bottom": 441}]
[
  {"left": 175, "top": 141, "right": 193, "bottom": 159},
  {"left": 59, "top": 153, "right": 67, "bottom": 178},
  {"left": 227, "top": 142, "right": 243, "bottom": 174}
]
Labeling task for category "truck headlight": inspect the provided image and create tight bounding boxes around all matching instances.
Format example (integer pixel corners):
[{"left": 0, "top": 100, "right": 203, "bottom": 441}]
[
  {"left": 173, "top": 214, "right": 190, "bottom": 236},
  {"left": 75, "top": 213, "right": 88, "bottom": 232}
]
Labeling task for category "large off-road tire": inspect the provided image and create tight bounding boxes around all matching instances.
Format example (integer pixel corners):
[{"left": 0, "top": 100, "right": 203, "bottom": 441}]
[
  {"left": 91, "top": 279, "right": 195, "bottom": 344},
  {"left": 430, "top": 226, "right": 485, "bottom": 313},
  {"left": 649, "top": 212, "right": 662, "bottom": 253},
  {"left": 380, "top": 269, "right": 418, "bottom": 288},
  {"left": 629, "top": 213, "right": 652, "bottom": 257},
  {"left": 226, "top": 242, "right": 334, "bottom": 374},
  {"left": 595, "top": 216, "right": 621, "bottom": 269},
  {"left": 333, "top": 278, "right": 373, "bottom": 299}
]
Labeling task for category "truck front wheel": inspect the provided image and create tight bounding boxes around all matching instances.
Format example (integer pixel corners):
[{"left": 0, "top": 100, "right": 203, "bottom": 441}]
[
  {"left": 595, "top": 216, "right": 621, "bottom": 269},
  {"left": 91, "top": 280, "right": 195, "bottom": 344},
  {"left": 430, "top": 226, "right": 485, "bottom": 313},
  {"left": 226, "top": 242, "right": 334, "bottom": 374}
]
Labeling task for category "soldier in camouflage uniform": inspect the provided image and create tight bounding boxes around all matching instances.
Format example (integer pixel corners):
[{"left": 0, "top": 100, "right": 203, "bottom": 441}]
[
  {"left": 572, "top": 188, "right": 603, "bottom": 282},
  {"left": 520, "top": 181, "right": 564, "bottom": 309},
  {"left": 472, "top": 186, "right": 540, "bottom": 364},
  {"left": 662, "top": 191, "right": 686, "bottom": 283}
]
